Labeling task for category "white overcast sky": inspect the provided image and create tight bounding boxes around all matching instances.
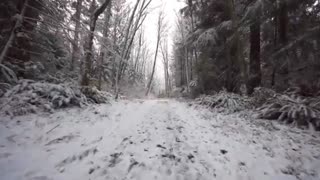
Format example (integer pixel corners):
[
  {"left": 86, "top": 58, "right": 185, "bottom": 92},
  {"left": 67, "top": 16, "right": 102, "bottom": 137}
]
[{"left": 143, "top": 0, "right": 184, "bottom": 47}]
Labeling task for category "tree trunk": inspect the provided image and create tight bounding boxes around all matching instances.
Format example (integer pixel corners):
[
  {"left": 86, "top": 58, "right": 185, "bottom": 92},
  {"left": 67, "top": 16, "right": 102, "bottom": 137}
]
[
  {"left": 161, "top": 39, "right": 170, "bottom": 96},
  {"left": 81, "top": 0, "right": 111, "bottom": 86},
  {"left": 278, "top": 1, "right": 288, "bottom": 45},
  {"left": 98, "top": 2, "right": 112, "bottom": 90},
  {"left": 146, "top": 11, "right": 164, "bottom": 96},
  {"left": 115, "top": 0, "right": 141, "bottom": 98},
  {"left": 134, "top": 32, "right": 143, "bottom": 73},
  {"left": 180, "top": 52, "right": 185, "bottom": 86},
  {"left": 146, "top": 35, "right": 160, "bottom": 96},
  {"left": 247, "top": 15, "right": 261, "bottom": 95},
  {"left": 70, "top": 0, "right": 83, "bottom": 71},
  {"left": 278, "top": 1, "right": 289, "bottom": 88},
  {"left": 185, "top": 48, "right": 190, "bottom": 92}
]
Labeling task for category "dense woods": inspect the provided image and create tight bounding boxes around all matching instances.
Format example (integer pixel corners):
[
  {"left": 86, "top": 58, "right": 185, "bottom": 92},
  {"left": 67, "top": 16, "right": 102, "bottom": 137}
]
[
  {"left": 1, "top": 1, "right": 320, "bottom": 179},
  {"left": 173, "top": 0, "right": 320, "bottom": 96},
  {"left": 171, "top": 0, "right": 320, "bottom": 130}
]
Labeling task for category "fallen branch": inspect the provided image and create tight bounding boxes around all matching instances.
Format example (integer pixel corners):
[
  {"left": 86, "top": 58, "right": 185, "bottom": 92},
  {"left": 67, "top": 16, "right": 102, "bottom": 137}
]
[{"left": 46, "top": 124, "right": 60, "bottom": 134}]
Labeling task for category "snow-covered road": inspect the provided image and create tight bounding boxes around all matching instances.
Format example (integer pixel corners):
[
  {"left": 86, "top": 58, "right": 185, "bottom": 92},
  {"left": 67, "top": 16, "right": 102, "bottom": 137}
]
[{"left": 1, "top": 99, "right": 320, "bottom": 180}]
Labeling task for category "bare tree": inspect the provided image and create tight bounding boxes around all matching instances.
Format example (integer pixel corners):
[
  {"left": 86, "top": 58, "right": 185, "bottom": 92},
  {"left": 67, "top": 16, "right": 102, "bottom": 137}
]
[
  {"left": 133, "top": 29, "right": 144, "bottom": 73},
  {"left": 146, "top": 10, "right": 166, "bottom": 96},
  {"left": 160, "top": 36, "right": 171, "bottom": 96},
  {"left": 114, "top": 0, "right": 152, "bottom": 98},
  {"left": 131, "top": 28, "right": 148, "bottom": 83},
  {"left": 120, "top": 0, "right": 152, "bottom": 76}
]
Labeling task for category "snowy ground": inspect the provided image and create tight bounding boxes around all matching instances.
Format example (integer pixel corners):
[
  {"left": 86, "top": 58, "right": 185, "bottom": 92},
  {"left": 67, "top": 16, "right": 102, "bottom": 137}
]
[{"left": 0, "top": 99, "right": 320, "bottom": 180}]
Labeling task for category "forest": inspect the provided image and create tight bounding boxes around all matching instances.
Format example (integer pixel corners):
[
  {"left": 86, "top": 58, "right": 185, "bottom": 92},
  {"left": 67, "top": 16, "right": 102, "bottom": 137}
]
[{"left": 0, "top": 0, "right": 320, "bottom": 180}]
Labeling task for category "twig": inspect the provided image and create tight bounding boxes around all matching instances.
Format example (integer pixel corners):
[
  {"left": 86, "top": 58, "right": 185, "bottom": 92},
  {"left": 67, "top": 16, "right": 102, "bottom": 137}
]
[{"left": 46, "top": 124, "right": 60, "bottom": 134}]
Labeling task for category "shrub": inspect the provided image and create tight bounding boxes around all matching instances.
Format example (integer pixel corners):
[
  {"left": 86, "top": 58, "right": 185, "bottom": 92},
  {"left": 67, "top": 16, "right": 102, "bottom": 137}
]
[
  {"left": 81, "top": 86, "right": 112, "bottom": 104},
  {"left": 0, "top": 80, "right": 112, "bottom": 116},
  {"left": 196, "top": 90, "right": 253, "bottom": 113},
  {"left": 257, "top": 94, "right": 320, "bottom": 130},
  {"left": 252, "top": 87, "right": 277, "bottom": 107}
]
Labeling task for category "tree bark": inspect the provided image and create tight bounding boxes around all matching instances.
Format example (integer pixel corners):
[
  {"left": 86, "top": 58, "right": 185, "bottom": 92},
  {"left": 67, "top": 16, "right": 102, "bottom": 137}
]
[
  {"left": 160, "top": 38, "right": 170, "bottom": 96},
  {"left": 278, "top": 1, "right": 288, "bottom": 45},
  {"left": 247, "top": 15, "right": 261, "bottom": 95},
  {"left": 146, "top": 33, "right": 160, "bottom": 96},
  {"left": 70, "top": 0, "right": 83, "bottom": 71},
  {"left": 278, "top": 1, "right": 289, "bottom": 88},
  {"left": 81, "top": 0, "right": 111, "bottom": 86},
  {"left": 98, "top": 1, "right": 112, "bottom": 90}
]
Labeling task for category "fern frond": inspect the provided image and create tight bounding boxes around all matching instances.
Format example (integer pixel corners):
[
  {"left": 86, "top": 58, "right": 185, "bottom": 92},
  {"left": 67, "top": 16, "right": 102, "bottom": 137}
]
[{"left": 258, "top": 93, "right": 320, "bottom": 130}]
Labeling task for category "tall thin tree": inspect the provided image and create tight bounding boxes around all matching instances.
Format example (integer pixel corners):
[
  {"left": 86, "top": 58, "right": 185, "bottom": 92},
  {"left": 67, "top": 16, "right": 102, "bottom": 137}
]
[
  {"left": 70, "top": 0, "right": 83, "bottom": 71},
  {"left": 146, "top": 10, "right": 165, "bottom": 96},
  {"left": 247, "top": 1, "right": 262, "bottom": 94}
]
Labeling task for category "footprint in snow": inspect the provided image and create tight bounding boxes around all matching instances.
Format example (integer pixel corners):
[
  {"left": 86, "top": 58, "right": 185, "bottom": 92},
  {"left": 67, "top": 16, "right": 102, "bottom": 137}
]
[
  {"left": 238, "top": 161, "right": 247, "bottom": 172},
  {"left": 127, "top": 158, "right": 139, "bottom": 172},
  {"left": 220, "top": 149, "right": 228, "bottom": 154},
  {"left": 88, "top": 165, "right": 100, "bottom": 174},
  {"left": 161, "top": 153, "right": 180, "bottom": 162},
  {"left": 167, "top": 127, "right": 173, "bottom": 130},
  {"left": 45, "top": 134, "right": 78, "bottom": 146},
  {"left": 156, "top": 144, "right": 166, "bottom": 149},
  {"left": 175, "top": 137, "right": 182, "bottom": 142},
  {"left": 187, "top": 154, "right": 195, "bottom": 163},
  {"left": 6, "top": 135, "right": 16, "bottom": 143},
  {"left": 56, "top": 147, "right": 98, "bottom": 168},
  {"left": 109, "top": 152, "right": 123, "bottom": 167}
]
